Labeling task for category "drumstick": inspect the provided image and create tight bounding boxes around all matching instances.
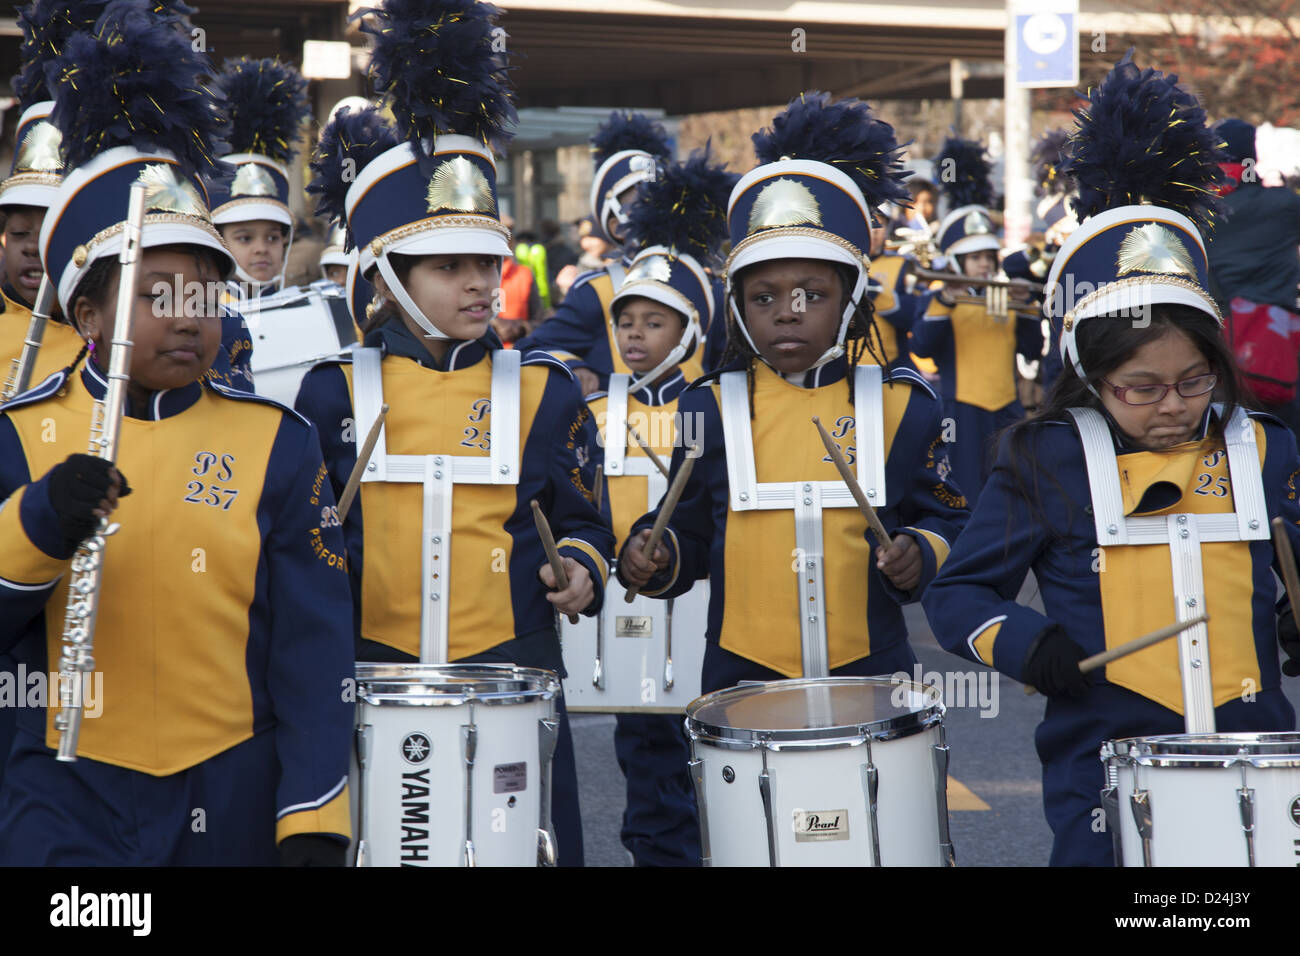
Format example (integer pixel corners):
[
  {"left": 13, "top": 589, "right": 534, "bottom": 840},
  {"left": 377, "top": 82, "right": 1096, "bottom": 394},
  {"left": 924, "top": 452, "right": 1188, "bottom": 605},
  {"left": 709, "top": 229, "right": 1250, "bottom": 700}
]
[
  {"left": 1271, "top": 517, "right": 1300, "bottom": 620},
  {"left": 531, "top": 499, "right": 579, "bottom": 625},
  {"left": 624, "top": 449, "right": 697, "bottom": 603},
  {"left": 625, "top": 421, "right": 670, "bottom": 478},
  {"left": 593, "top": 464, "right": 603, "bottom": 513},
  {"left": 337, "top": 403, "right": 389, "bottom": 523},
  {"left": 812, "top": 416, "right": 893, "bottom": 549},
  {"left": 1024, "top": 614, "right": 1210, "bottom": 696}
]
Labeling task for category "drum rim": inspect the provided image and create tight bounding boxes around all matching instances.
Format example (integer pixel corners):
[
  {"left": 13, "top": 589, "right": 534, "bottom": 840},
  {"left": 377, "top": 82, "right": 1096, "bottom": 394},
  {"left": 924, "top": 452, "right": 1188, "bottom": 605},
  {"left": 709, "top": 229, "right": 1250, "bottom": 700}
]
[
  {"left": 684, "top": 676, "right": 945, "bottom": 750},
  {"left": 355, "top": 662, "right": 561, "bottom": 707},
  {"left": 1103, "top": 732, "right": 1300, "bottom": 768}
]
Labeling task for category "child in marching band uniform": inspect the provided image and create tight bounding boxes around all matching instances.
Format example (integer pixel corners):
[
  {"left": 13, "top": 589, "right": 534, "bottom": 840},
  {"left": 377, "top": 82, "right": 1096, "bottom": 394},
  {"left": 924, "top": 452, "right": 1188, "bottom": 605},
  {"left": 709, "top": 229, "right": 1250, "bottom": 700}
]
[
  {"left": 517, "top": 112, "right": 726, "bottom": 394},
  {"left": 584, "top": 147, "right": 734, "bottom": 867},
  {"left": 0, "top": 0, "right": 354, "bottom": 865},
  {"left": 922, "top": 54, "right": 1300, "bottom": 866},
  {"left": 910, "top": 137, "right": 1043, "bottom": 503},
  {"left": 619, "top": 93, "right": 969, "bottom": 693},
  {"left": 294, "top": 0, "right": 612, "bottom": 867}
]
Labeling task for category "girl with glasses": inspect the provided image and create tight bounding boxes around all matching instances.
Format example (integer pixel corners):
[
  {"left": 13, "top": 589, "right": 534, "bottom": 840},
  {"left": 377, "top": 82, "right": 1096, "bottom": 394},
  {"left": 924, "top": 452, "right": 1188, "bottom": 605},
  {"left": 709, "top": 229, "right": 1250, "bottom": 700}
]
[{"left": 922, "top": 53, "right": 1300, "bottom": 866}]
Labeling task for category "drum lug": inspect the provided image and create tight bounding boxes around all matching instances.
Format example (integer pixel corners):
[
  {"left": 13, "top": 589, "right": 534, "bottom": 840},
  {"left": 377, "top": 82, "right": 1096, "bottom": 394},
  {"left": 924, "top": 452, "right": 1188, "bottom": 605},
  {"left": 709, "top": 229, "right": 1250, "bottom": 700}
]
[
  {"left": 1099, "top": 786, "right": 1123, "bottom": 867},
  {"left": 1129, "top": 788, "right": 1154, "bottom": 867},
  {"left": 593, "top": 613, "right": 605, "bottom": 690},
  {"left": 860, "top": 737, "right": 883, "bottom": 867},
  {"left": 687, "top": 753, "right": 711, "bottom": 867},
  {"left": 663, "top": 598, "right": 675, "bottom": 691},
  {"left": 931, "top": 734, "right": 956, "bottom": 867},
  {"left": 1237, "top": 752, "right": 1256, "bottom": 867},
  {"left": 758, "top": 748, "right": 780, "bottom": 868},
  {"left": 538, "top": 715, "right": 559, "bottom": 867},
  {"left": 355, "top": 840, "right": 370, "bottom": 868},
  {"left": 537, "top": 828, "right": 557, "bottom": 867},
  {"left": 461, "top": 708, "right": 478, "bottom": 868}
]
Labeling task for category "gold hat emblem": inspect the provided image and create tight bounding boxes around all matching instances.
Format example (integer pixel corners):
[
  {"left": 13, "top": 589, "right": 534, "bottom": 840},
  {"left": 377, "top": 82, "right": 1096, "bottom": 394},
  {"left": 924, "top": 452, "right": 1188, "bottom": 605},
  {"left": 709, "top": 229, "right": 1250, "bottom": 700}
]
[
  {"left": 231, "top": 163, "right": 278, "bottom": 198},
  {"left": 1116, "top": 223, "right": 1198, "bottom": 277},
  {"left": 426, "top": 156, "right": 497, "bottom": 215},
  {"left": 625, "top": 254, "right": 673, "bottom": 285},
  {"left": 963, "top": 210, "right": 992, "bottom": 235},
  {"left": 748, "top": 178, "right": 822, "bottom": 233},
  {"left": 136, "top": 163, "right": 210, "bottom": 219},
  {"left": 15, "top": 121, "right": 63, "bottom": 173}
]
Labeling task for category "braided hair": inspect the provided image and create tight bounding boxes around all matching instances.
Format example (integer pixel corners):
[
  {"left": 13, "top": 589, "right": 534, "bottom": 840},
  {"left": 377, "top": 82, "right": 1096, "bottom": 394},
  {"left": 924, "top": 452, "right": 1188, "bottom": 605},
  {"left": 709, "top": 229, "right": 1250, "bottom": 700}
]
[{"left": 720, "top": 262, "right": 890, "bottom": 416}]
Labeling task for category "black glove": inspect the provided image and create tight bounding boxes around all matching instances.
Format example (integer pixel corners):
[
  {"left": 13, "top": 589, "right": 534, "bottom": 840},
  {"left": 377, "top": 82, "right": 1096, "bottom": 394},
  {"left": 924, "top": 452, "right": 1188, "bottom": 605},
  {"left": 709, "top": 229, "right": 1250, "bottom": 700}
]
[
  {"left": 1279, "top": 604, "right": 1300, "bottom": 678},
  {"left": 279, "top": 834, "right": 346, "bottom": 867},
  {"left": 46, "top": 453, "right": 131, "bottom": 553},
  {"left": 1023, "top": 627, "right": 1090, "bottom": 698}
]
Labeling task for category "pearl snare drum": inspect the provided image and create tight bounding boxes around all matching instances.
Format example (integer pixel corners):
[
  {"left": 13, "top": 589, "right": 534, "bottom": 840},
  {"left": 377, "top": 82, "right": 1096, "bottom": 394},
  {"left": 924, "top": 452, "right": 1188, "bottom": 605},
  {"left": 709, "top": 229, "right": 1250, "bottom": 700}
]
[
  {"left": 686, "top": 676, "right": 955, "bottom": 866},
  {"left": 1102, "top": 732, "right": 1300, "bottom": 867}
]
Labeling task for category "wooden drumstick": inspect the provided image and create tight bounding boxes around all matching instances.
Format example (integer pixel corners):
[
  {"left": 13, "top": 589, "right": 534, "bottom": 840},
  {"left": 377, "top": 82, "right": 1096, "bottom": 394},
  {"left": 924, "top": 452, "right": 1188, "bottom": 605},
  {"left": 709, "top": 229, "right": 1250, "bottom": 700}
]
[
  {"left": 337, "top": 403, "right": 389, "bottom": 524},
  {"left": 624, "top": 449, "right": 697, "bottom": 603},
  {"left": 625, "top": 420, "right": 670, "bottom": 478},
  {"left": 593, "top": 464, "right": 604, "bottom": 513},
  {"left": 1024, "top": 614, "right": 1210, "bottom": 696},
  {"left": 531, "top": 499, "right": 580, "bottom": 625},
  {"left": 1271, "top": 517, "right": 1300, "bottom": 618},
  {"left": 812, "top": 416, "right": 894, "bottom": 549}
]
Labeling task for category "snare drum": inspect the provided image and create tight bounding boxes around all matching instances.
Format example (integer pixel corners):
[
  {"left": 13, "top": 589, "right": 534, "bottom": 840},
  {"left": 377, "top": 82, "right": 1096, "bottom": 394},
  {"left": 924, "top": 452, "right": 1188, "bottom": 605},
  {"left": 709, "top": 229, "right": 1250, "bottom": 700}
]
[
  {"left": 246, "top": 282, "right": 356, "bottom": 405},
  {"left": 353, "top": 663, "right": 560, "bottom": 867},
  {"left": 560, "top": 579, "right": 708, "bottom": 713},
  {"left": 1102, "top": 732, "right": 1300, "bottom": 867},
  {"left": 686, "top": 676, "right": 955, "bottom": 866}
]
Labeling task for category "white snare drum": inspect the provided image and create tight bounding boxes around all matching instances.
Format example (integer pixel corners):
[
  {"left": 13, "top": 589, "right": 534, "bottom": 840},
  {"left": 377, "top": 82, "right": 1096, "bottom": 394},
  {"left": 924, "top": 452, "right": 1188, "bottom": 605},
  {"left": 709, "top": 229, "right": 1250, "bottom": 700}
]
[
  {"left": 686, "top": 677, "right": 954, "bottom": 867},
  {"left": 560, "top": 579, "right": 708, "bottom": 713},
  {"left": 1102, "top": 732, "right": 1300, "bottom": 867},
  {"left": 353, "top": 663, "right": 560, "bottom": 867},
  {"left": 246, "top": 282, "right": 357, "bottom": 405}
]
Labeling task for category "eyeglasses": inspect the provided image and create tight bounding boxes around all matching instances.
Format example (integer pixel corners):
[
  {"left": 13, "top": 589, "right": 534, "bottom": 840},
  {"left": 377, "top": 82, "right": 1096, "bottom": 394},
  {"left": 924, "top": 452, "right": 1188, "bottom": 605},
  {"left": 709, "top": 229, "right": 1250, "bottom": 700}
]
[{"left": 1099, "top": 373, "right": 1219, "bottom": 406}]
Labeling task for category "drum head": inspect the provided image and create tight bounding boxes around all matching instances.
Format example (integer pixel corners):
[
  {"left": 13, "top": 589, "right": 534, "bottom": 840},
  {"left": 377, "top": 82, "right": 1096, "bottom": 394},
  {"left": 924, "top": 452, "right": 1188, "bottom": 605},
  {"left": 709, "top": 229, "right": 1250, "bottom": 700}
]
[
  {"left": 356, "top": 662, "right": 560, "bottom": 707},
  {"left": 1108, "top": 732, "right": 1300, "bottom": 768},
  {"left": 686, "top": 677, "right": 943, "bottom": 748}
]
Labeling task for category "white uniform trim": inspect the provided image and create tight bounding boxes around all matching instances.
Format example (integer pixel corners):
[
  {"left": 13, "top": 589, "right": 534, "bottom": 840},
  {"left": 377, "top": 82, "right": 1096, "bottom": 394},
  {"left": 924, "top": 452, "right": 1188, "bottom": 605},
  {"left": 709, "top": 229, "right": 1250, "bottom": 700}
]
[
  {"left": 1067, "top": 405, "right": 1268, "bottom": 733},
  {"left": 277, "top": 774, "right": 349, "bottom": 818},
  {"left": 718, "top": 364, "right": 886, "bottom": 677},
  {"left": 352, "top": 346, "right": 522, "bottom": 662}
]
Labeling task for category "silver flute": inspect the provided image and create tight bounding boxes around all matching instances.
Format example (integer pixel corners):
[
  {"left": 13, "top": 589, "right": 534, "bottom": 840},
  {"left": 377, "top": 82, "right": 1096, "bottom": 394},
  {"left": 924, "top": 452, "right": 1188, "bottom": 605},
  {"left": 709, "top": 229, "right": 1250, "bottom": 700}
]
[
  {"left": 2, "top": 273, "right": 56, "bottom": 401},
  {"left": 55, "top": 181, "right": 147, "bottom": 761}
]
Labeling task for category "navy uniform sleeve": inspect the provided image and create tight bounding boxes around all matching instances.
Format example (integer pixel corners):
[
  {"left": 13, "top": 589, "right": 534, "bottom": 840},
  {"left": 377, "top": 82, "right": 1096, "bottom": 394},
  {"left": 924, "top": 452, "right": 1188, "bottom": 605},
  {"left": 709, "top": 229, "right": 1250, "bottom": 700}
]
[
  {"left": 876, "top": 387, "right": 970, "bottom": 603},
  {"left": 1016, "top": 308, "right": 1045, "bottom": 364},
  {"left": 261, "top": 417, "right": 354, "bottom": 845},
  {"left": 536, "top": 368, "right": 615, "bottom": 614},
  {"left": 1262, "top": 417, "right": 1300, "bottom": 584},
  {"left": 0, "top": 415, "right": 69, "bottom": 651},
  {"left": 908, "top": 297, "right": 953, "bottom": 358},
  {"left": 515, "top": 279, "right": 604, "bottom": 363},
  {"left": 921, "top": 427, "right": 1062, "bottom": 682},
  {"left": 617, "top": 385, "right": 722, "bottom": 598},
  {"left": 293, "top": 361, "right": 362, "bottom": 642}
]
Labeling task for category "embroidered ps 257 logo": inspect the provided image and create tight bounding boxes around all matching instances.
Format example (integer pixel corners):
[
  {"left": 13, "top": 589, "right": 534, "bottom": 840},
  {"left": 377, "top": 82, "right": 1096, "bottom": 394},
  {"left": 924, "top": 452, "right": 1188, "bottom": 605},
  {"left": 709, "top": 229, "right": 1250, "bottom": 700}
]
[{"left": 184, "top": 451, "right": 239, "bottom": 510}]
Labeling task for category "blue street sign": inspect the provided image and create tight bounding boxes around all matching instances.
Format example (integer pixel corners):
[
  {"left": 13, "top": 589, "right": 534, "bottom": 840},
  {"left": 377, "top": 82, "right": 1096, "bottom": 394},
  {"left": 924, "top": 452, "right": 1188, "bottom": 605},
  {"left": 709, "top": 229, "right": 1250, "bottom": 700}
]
[{"left": 1016, "top": 12, "right": 1078, "bottom": 88}]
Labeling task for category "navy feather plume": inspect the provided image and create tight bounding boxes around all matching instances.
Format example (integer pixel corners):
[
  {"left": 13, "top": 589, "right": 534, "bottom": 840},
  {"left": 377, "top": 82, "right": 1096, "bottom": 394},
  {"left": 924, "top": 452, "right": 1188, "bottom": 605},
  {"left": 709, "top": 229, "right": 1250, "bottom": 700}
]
[
  {"left": 357, "top": 0, "right": 516, "bottom": 166},
  {"left": 1032, "top": 128, "right": 1073, "bottom": 198},
  {"left": 214, "top": 57, "right": 311, "bottom": 164},
  {"left": 933, "top": 136, "right": 993, "bottom": 209},
  {"left": 590, "top": 111, "right": 672, "bottom": 168},
  {"left": 623, "top": 143, "right": 737, "bottom": 266},
  {"left": 45, "top": 0, "right": 225, "bottom": 177},
  {"left": 14, "top": 0, "right": 197, "bottom": 108},
  {"left": 752, "top": 92, "right": 911, "bottom": 212},
  {"left": 1062, "top": 50, "right": 1225, "bottom": 228},
  {"left": 307, "top": 105, "right": 399, "bottom": 241}
]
